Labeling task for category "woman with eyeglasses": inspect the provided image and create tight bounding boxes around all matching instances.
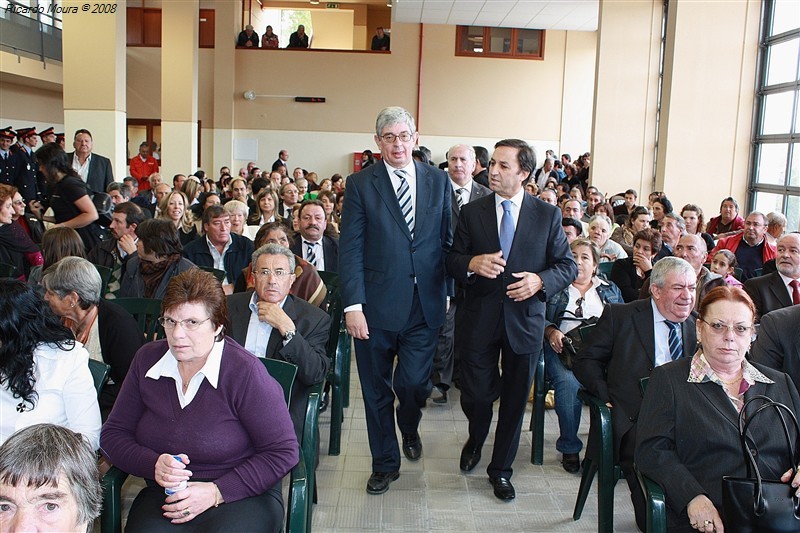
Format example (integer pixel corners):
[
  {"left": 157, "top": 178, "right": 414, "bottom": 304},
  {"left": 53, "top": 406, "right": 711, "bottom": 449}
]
[
  {"left": 0, "top": 184, "right": 42, "bottom": 280},
  {"left": 101, "top": 268, "right": 298, "bottom": 532},
  {"left": 542, "top": 238, "right": 623, "bottom": 473},
  {"left": 636, "top": 286, "right": 800, "bottom": 532}
]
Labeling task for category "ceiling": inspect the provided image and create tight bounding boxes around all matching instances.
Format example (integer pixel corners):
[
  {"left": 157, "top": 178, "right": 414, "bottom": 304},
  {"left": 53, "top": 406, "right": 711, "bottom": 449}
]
[{"left": 392, "top": 1, "right": 599, "bottom": 31}]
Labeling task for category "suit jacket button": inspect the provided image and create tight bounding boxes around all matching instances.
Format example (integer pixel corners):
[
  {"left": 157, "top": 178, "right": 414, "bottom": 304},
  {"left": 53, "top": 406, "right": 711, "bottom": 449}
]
[
  {"left": 648, "top": 367, "right": 653, "bottom": 371},
  {"left": 629, "top": 416, "right": 635, "bottom": 422},
  {"left": 411, "top": 248, "right": 416, "bottom": 253}
]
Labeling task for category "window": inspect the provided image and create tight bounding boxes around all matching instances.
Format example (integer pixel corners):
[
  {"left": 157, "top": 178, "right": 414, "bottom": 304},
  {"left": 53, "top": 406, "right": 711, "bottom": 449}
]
[
  {"left": 456, "top": 26, "right": 544, "bottom": 60},
  {"left": 750, "top": 0, "right": 800, "bottom": 233}
]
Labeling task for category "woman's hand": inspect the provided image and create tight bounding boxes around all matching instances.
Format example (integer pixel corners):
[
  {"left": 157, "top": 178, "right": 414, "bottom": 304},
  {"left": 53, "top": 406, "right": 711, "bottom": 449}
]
[
  {"left": 154, "top": 453, "right": 192, "bottom": 489},
  {"left": 547, "top": 327, "right": 565, "bottom": 354},
  {"left": 780, "top": 467, "right": 800, "bottom": 497},
  {"left": 687, "top": 494, "right": 724, "bottom": 532},
  {"left": 633, "top": 252, "right": 653, "bottom": 275},
  {"left": 162, "top": 482, "right": 220, "bottom": 524}
]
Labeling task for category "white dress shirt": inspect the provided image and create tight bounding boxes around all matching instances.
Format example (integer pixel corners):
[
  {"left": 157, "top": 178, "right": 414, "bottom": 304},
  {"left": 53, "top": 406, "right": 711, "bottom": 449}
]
[
  {"left": 778, "top": 272, "right": 800, "bottom": 301},
  {"left": 384, "top": 160, "right": 417, "bottom": 224},
  {"left": 145, "top": 339, "right": 224, "bottom": 408},
  {"left": 206, "top": 237, "right": 231, "bottom": 284},
  {"left": 494, "top": 188, "right": 526, "bottom": 237},
  {"left": 450, "top": 179, "right": 473, "bottom": 207},
  {"left": 652, "top": 300, "right": 680, "bottom": 367},
  {"left": 72, "top": 153, "right": 92, "bottom": 183},
  {"left": 244, "top": 292, "right": 289, "bottom": 356},
  {"left": 303, "top": 239, "right": 325, "bottom": 271}
]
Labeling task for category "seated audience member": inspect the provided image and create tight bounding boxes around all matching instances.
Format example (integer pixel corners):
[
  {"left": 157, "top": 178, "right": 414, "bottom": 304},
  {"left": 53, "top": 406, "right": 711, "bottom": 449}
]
[
  {"left": 657, "top": 212, "right": 685, "bottom": 260},
  {"left": 223, "top": 177, "right": 256, "bottom": 214},
  {"left": 0, "top": 184, "right": 41, "bottom": 280},
  {"left": 234, "top": 222, "right": 327, "bottom": 307},
  {"left": 42, "top": 257, "right": 143, "bottom": 419},
  {"left": 765, "top": 211, "right": 786, "bottom": 245},
  {"left": 291, "top": 200, "right": 339, "bottom": 273},
  {"left": 158, "top": 190, "right": 198, "bottom": 246},
  {"left": 227, "top": 243, "right": 331, "bottom": 436},
  {"left": 706, "top": 196, "right": 745, "bottom": 238},
  {"left": 28, "top": 226, "right": 86, "bottom": 287},
  {"left": 224, "top": 199, "right": 256, "bottom": 241},
  {"left": 610, "top": 206, "right": 651, "bottom": 255},
  {"left": 573, "top": 257, "right": 697, "bottom": 531},
  {"left": 120, "top": 218, "right": 195, "bottom": 299},
  {"left": 287, "top": 25, "right": 309, "bottom": 48},
  {"left": 183, "top": 205, "right": 254, "bottom": 294},
  {"left": 708, "top": 211, "right": 775, "bottom": 280},
  {"left": 538, "top": 188, "right": 558, "bottom": 206},
  {"left": 190, "top": 191, "right": 221, "bottom": 235},
  {"left": 586, "top": 190, "right": 605, "bottom": 217},
  {"left": 613, "top": 188, "right": 638, "bottom": 218},
  {"left": 591, "top": 202, "right": 617, "bottom": 228},
  {"left": 561, "top": 217, "right": 583, "bottom": 244},
  {"left": 248, "top": 187, "right": 281, "bottom": 228},
  {"left": 680, "top": 203, "right": 715, "bottom": 253},
  {"left": 237, "top": 24, "right": 259, "bottom": 48},
  {"left": 173, "top": 173, "right": 187, "bottom": 192},
  {"left": 131, "top": 173, "right": 162, "bottom": 217},
  {"left": 636, "top": 286, "right": 800, "bottom": 532},
  {"left": 750, "top": 304, "right": 800, "bottom": 390},
  {"left": 295, "top": 177, "right": 310, "bottom": 201},
  {"left": 261, "top": 25, "right": 279, "bottom": 48},
  {"left": 88, "top": 202, "right": 145, "bottom": 297},
  {"left": 181, "top": 176, "right": 203, "bottom": 207},
  {"left": 11, "top": 188, "right": 45, "bottom": 245},
  {"left": 317, "top": 190, "right": 340, "bottom": 235},
  {"left": 107, "top": 182, "right": 132, "bottom": 205},
  {"left": 562, "top": 199, "right": 588, "bottom": 235},
  {"left": 588, "top": 214, "right": 628, "bottom": 263},
  {"left": 610, "top": 228, "right": 662, "bottom": 303},
  {"left": 543, "top": 239, "right": 623, "bottom": 473},
  {"left": 371, "top": 26, "right": 390, "bottom": 51},
  {"left": 744, "top": 233, "right": 800, "bottom": 320},
  {"left": 100, "top": 269, "right": 298, "bottom": 533},
  {"left": 0, "top": 424, "right": 102, "bottom": 532},
  {"left": 649, "top": 195, "right": 673, "bottom": 230},
  {"left": 278, "top": 182, "right": 299, "bottom": 219},
  {"left": 709, "top": 249, "right": 743, "bottom": 287},
  {"left": 0, "top": 280, "right": 101, "bottom": 448}
]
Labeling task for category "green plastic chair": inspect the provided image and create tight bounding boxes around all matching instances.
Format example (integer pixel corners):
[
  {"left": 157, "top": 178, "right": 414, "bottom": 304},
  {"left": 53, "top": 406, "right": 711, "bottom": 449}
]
[
  {"left": 636, "top": 376, "right": 667, "bottom": 533},
  {"left": 598, "top": 261, "right": 614, "bottom": 278},
  {"left": 114, "top": 298, "right": 164, "bottom": 340},
  {"left": 0, "top": 262, "right": 15, "bottom": 278},
  {"left": 198, "top": 266, "right": 226, "bottom": 282},
  {"left": 92, "top": 263, "right": 113, "bottom": 297},
  {"left": 88, "top": 359, "right": 110, "bottom": 397}
]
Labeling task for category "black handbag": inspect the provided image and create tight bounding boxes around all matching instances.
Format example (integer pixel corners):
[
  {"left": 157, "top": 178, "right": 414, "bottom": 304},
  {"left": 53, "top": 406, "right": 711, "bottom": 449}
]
[
  {"left": 722, "top": 395, "right": 800, "bottom": 532},
  {"left": 556, "top": 311, "right": 599, "bottom": 370}
]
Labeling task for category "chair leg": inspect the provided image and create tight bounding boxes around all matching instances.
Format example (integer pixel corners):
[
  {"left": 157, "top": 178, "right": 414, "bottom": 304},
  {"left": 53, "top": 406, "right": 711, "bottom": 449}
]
[
  {"left": 327, "top": 377, "right": 343, "bottom": 456},
  {"left": 530, "top": 353, "right": 545, "bottom": 465},
  {"left": 573, "top": 457, "right": 597, "bottom": 520},
  {"left": 596, "top": 462, "right": 618, "bottom": 533}
]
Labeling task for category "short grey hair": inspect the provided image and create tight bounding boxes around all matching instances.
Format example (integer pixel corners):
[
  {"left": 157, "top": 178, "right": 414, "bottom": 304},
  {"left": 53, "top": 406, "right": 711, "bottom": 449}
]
[
  {"left": 588, "top": 214, "right": 612, "bottom": 229},
  {"left": 106, "top": 182, "right": 131, "bottom": 200},
  {"left": 662, "top": 212, "right": 687, "bottom": 233},
  {"left": 650, "top": 256, "right": 695, "bottom": 289},
  {"left": 42, "top": 256, "right": 101, "bottom": 309},
  {"left": 0, "top": 423, "right": 102, "bottom": 530},
  {"left": 223, "top": 199, "right": 249, "bottom": 217},
  {"left": 375, "top": 106, "right": 416, "bottom": 137},
  {"left": 746, "top": 211, "right": 768, "bottom": 226},
  {"left": 447, "top": 144, "right": 475, "bottom": 161},
  {"left": 251, "top": 243, "right": 296, "bottom": 273},
  {"left": 767, "top": 211, "right": 787, "bottom": 228}
]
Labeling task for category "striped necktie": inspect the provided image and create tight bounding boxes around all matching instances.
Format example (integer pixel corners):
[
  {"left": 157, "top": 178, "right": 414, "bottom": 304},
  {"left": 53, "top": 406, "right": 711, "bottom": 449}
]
[
  {"left": 665, "top": 320, "right": 683, "bottom": 361},
  {"left": 304, "top": 241, "right": 318, "bottom": 268},
  {"left": 394, "top": 169, "right": 414, "bottom": 235},
  {"left": 456, "top": 188, "right": 467, "bottom": 209}
]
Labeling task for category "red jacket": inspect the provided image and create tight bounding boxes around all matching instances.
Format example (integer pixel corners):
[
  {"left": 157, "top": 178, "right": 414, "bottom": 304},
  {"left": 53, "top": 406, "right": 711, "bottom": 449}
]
[
  {"left": 129, "top": 155, "right": 159, "bottom": 190},
  {"left": 708, "top": 233, "right": 776, "bottom": 264}
]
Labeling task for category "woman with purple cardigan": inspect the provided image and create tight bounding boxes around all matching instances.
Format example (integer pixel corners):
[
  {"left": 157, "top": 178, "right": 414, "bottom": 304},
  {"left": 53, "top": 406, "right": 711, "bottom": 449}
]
[{"left": 100, "top": 268, "right": 298, "bottom": 532}]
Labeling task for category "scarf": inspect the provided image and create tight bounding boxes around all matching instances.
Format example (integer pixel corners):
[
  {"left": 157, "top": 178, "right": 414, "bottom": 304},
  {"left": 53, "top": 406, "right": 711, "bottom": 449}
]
[{"left": 139, "top": 253, "right": 182, "bottom": 298}]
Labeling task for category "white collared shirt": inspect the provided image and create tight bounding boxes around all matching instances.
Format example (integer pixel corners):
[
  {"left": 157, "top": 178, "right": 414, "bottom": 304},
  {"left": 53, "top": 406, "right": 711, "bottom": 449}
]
[
  {"left": 72, "top": 153, "right": 92, "bottom": 183},
  {"left": 560, "top": 278, "right": 606, "bottom": 334},
  {"left": 652, "top": 300, "right": 680, "bottom": 367},
  {"left": 494, "top": 188, "right": 526, "bottom": 237},
  {"left": 145, "top": 339, "right": 225, "bottom": 408},
  {"left": 384, "top": 160, "right": 416, "bottom": 223},
  {"left": 302, "top": 238, "right": 325, "bottom": 271},
  {"left": 244, "top": 292, "right": 289, "bottom": 356},
  {"left": 206, "top": 237, "right": 231, "bottom": 284},
  {"left": 450, "top": 179, "right": 473, "bottom": 207},
  {"left": 778, "top": 272, "right": 800, "bottom": 302}
]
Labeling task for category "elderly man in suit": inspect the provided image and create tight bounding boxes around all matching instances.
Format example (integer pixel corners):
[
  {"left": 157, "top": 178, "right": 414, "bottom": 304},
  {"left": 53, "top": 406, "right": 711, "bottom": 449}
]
[
  {"left": 290, "top": 200, "right": 339, "bottom": 273},
  {"left": 227, "top": 243, "right": 330, "bottom": 437},
  {"left": 750, "top": 305, "right": 800, "bottom": 391},
  {"left": 744, "top": 233, "right": 800, "bottom": 320},
  {"left": 446, "top": 139, "right": 576, "bottom": 500},
  {"left": 430, "top": 144, "right": 491, "bottom": 403},
  {"left": 573, "top": 256, "right": 698, "bottom": 530},
  {"left": 67, "top": 129, "right": 114, "bottom": 195},
  {"left": 339, "top": 106, "right": 452, "bottom": 495}
]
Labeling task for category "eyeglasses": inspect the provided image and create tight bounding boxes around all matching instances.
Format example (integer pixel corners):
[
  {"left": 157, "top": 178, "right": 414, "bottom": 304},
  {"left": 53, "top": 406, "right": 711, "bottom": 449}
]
[
  {"left": 380, "top": 132, "right": 413, "bottom": 143},
  {"left": 254, "top": 268, "right": 291, "bottom": 278},
  {"left": 699, "top": 319, "right": 753, "bottom": 337},
  {"left": 158, "top": 317, "right": 211, "bottom": 331},
  {"left": 12, "top": 201, "right": 24, "bottom": 206},
  {"left": 575, "top": 297, "right": 585, "bottom": 318}
]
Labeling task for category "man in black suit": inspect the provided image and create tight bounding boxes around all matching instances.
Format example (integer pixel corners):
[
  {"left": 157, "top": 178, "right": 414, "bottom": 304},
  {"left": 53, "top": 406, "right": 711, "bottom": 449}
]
[
  {"left": 750, "top": 305, "right": 800, "bottom": 391},
  {"left": 533, "top": 156, "right": 558, "bottom": 191},
  {"left": 11, "top": 127, "right": 45, "bottom": 209},
  {"left": 431, "top": 144, "right": 490, "bottom": 403},
  {"left": 227, "top": 243, "right": 330, "bottom": 437},
  {"left": 339, "top": 106, "right": 452, "bottom": 495},
  {"left": 272, "top": 149, "right": 289, "bottom": 172},
  {"left": 66, "top": 129, "right": 114, "bottom": 196},
  {"left": 290, "top": 200, "right": 338, "bottom": 273},
  {"left": 446, "top": 139, "right": 576, "bottom": 501},
  {"left": 744, "top": 233, "right": 800, "bottom": 320},
  {"left": 573, "top": 256, "right": 698, "bottom": 530},
  {"left": 472, "top": 146, "right": 489, "bottom": 188},
  {"left": 278, "top": 182, "right": 299, "bottom": 219}
]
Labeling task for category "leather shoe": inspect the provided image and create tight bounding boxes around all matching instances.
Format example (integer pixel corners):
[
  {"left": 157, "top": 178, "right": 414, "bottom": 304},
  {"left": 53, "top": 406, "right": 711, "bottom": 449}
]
[
  {"left": 459, "top": 440, "right": 482, "bottom": 472},
  {"left": 489, "top": 476, "right": 515, "bottom": 501},
  {"left": 318, "top": 391, "right": 329, "bottom": 413},
  {"left": 401, "top": 432, "right": 422, "bottom": 461},
  {"left": 366, "top": 471, "right": 399, "bottom": 494},
  {"left": 430, "top": 384, "right": 448, "bottom": 404},
  {"left": 562, "top": 453, "right": 580, "bottom": 473}
]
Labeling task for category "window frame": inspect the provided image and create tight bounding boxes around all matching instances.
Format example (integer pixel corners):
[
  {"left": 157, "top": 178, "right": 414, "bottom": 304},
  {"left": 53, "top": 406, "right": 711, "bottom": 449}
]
[{"left": 455, "top": 25, "right": 545, "bottom": 60}]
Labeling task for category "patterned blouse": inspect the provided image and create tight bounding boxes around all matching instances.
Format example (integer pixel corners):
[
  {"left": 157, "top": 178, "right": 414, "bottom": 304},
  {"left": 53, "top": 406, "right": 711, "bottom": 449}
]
[{"left": 687, "top": 350, "right": 773, "bottom": 412}]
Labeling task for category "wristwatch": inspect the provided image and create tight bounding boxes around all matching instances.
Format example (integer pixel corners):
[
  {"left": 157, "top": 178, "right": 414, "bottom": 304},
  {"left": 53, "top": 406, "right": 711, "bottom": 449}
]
[{"left": 283, "top": 330, "right": 296, "bottom": 342}]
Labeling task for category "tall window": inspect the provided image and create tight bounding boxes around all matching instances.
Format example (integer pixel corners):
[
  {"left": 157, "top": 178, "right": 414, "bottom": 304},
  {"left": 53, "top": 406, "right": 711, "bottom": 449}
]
[{"left": 751, "top": 0, "right": 800, "bottom": 233}]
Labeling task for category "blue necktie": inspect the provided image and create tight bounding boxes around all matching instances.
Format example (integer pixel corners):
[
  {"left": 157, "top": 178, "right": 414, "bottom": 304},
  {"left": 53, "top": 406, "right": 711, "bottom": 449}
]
[
  {"left": 665, "top": 320, "right": 683, "bottom": 361},
  {"left": 499, "top": 200, "right": 514, "bottom": 259}
]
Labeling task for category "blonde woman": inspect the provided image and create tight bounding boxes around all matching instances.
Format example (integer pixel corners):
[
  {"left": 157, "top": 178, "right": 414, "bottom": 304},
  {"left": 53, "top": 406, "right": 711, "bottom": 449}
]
[{"left": 158, "top": 190, "right": 197, "bottom": 246}]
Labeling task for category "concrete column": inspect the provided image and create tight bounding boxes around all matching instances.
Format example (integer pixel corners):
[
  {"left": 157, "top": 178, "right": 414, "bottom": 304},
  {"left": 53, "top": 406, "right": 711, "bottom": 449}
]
[
  {"left": 61, "top": 1, "right": 126, "bottom": 181},
  {"left": 161, "top": 0, "right": 199, "bottom": 179},
  {"left": 212, "top": 2, "right": 238, "bottom": 176}
]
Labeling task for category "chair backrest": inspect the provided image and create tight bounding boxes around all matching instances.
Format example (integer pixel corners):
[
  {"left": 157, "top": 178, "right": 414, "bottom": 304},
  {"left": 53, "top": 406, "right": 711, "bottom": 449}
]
[
  {"left": 92, "top": 263, "right": 113, "bottom": 296},
  {"left": 113, "top": 297, "right": 165, "bottom": 340},
  {"left": 260, "top": 358, "right": 298, "bottom": 406},
  {"left": 0, "top": 262, "right": 15, "bottom": 278},
  {"left": 318, "top": 271, "right": 343, "bottom": 355},
  {"left": 88, "top": 359, "right": 111, "bottom": 397},
  {"left": 598, "top": 261, "right": 614, "bottom": 277},
  {"left": 198, "top": 266, "right": 226, "bottom": 282}
]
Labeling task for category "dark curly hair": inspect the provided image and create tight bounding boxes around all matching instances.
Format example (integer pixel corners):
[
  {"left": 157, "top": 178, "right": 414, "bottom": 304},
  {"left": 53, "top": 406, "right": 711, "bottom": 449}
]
[{"left": 0, "top": 280, "right": 75, "bottom": 410}]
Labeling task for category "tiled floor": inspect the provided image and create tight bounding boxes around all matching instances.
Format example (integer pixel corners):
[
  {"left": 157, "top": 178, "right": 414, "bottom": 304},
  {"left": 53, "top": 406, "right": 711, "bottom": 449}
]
[{"left": 117, "top": 358, "right": 640, "bottom": 532}]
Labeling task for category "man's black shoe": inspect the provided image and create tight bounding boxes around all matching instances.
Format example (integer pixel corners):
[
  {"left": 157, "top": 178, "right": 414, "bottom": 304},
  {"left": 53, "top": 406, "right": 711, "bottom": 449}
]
[
  {"left": 459, "top": 440, "right": 482, "bottom": 472},
  {"left": 430, "top": 384, "right": 448, "bottom": 404},
  {"left": 562, "top": 453, "right": 580, "bottom": 473},
  {"left": 401, "top": 432, "right": 422, "bottom": 461},
  {"left": 366, "top": 471, "right": 400, "bottom": 494},
  {"left": 318, "top": 391, "right": 329, "bottom": 413},
  {"left": 489, "top": 476, "right": 515, "bottom": 501}
]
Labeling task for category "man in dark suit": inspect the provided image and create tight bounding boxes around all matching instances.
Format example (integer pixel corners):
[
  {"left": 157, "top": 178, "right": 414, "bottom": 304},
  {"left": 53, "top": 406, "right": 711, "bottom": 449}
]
[
  {"left": 573, "top": 256, "right": 698, "bottom": 530},
  {"left": 431, "top": 144, "right": 490, "bottom": 403},
  {"left": 271, "top": 149, "right": 289, "bottom": 172},
  {"left": 744, "top": 233, "right": 799, "bottom": 320},
  {"left": 472, "top": 146, "right": 489, "bottom": 188},
  {"left": 290, "top": 200, "right": 338, "bottom": 273},
  {"left": 446, "top": 139, "right": 576, "bottom": 501},
  {"left": 11, "top": 127, "right": 45, "bottom": 209},
  {"left": 533, "top": 156, "right": 558, "bottom": 191},
  {"left": 227, "top": 243, "right": 330, "bottom": 437},
  {"left": 0, "top": 128, "right": 17, "bottom": 186},
  {"left": 67, "top": 129, "right": 115, "bottom": 196},
  {"left": 750, "top": 305, "right": 800, "bottom": 391},
  {"left": 339, "top": 106, "right": 452, "bottom": 495}
]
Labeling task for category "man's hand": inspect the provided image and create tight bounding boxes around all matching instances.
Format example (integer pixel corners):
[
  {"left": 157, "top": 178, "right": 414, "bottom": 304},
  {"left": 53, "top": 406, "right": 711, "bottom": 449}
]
[
  {"left": 506, "top": 272, "right": 543, "bottom": 302},
  {"left": 118, "top": 234, "right": 137, "bottom": 256},
  {"left": 468, "top": 251, "right": 506, "bottom": 278},
  {"left": 257, "top": 301, "right": 295, "bottom": 336},
  {"left": 345, "top": 310, "right": 369, "bottom": 340},
  {"left": 28, "top": 200, "right": 43, "bottom": 219}
]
